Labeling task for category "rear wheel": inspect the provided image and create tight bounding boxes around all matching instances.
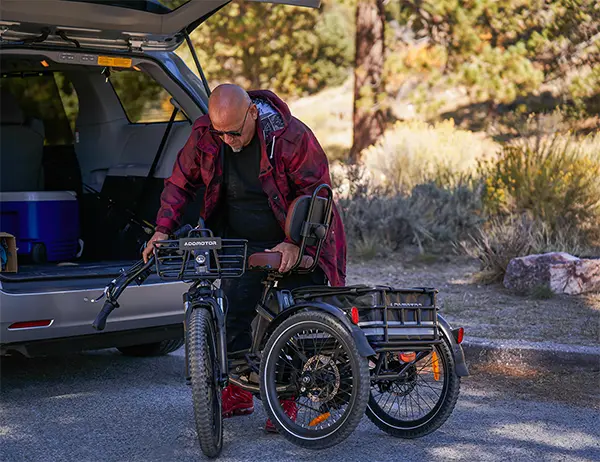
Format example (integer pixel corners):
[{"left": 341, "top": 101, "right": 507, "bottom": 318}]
[
  {"left": 117, "top": 338, "right": 184, "bottom": 357},
  {"left": 260, "top": 311, "right": 369, "bottom": 449},
  {"left": 366, "top": 337, "right": 460, "bottom": 438},
  {"left": 187, "top": 308, "right": 222, "bottom": 458}
]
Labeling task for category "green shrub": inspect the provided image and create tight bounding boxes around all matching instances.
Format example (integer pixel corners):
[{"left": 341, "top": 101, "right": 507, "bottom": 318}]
[
  {"left": 338, "top": 173, "right": 485, "bottom": 255},
  {"left": 480, "top": 134, "right": 600, "bottom": 241}
]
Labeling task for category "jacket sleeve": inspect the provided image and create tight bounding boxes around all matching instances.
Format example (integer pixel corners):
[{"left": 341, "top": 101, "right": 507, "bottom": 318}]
[{"left": 155, "top": 129, "right": 204, "bottom": 234}]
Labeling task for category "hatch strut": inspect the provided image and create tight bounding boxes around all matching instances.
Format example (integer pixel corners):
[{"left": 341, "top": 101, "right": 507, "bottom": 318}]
[{"left": 183, "top": 31, "right": 211, "bottom": 97}]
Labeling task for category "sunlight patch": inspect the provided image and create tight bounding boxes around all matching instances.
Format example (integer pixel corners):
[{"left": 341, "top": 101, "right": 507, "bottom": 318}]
[{"left": 490, "top": 423, "right": 598, "bottom": 449}]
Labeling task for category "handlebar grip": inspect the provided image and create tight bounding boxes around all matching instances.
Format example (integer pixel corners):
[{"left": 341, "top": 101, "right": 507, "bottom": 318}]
[
  {"left": 172, "top": 224, "right": 193, "bottom": 239},
  {"left": 92, "top": 300, "right": 118, "bottom": 331}
]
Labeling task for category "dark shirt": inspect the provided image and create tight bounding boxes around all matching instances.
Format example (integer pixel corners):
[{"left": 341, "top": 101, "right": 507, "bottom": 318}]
[{"left": 224, "top": 133, "right": 285, "bottom": 247}]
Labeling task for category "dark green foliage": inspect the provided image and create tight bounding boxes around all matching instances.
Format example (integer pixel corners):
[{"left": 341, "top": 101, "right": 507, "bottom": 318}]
[{"left": 188, "top": 0, "right": 354, "bottom": 97}]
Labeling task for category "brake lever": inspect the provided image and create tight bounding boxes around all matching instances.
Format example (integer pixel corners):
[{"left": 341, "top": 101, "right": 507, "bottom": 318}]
[
  {"left": 90, "top": 292, "right": 105, "bottom": 303},
  {"left": 90, "top": 281, "right": 115, "bottom": 303}
]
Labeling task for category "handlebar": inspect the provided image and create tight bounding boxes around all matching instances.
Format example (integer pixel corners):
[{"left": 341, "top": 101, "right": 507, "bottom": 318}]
[
  {"left": 92, "top": 299, "right": 120, "bottom": 331},
  {"left": 91, "top": 223, "right": 194, "bottom": 331}
]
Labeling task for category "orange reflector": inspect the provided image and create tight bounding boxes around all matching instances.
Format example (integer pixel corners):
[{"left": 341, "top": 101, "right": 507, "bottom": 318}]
[
  {"left": 40, "top": 60, "right": 49, "bottom": 68},
  {"left": 9, "top": 320, "right": 52, "bottom": 330},
  {"left": 350, "top": 307, "right": 359, "bottom": 325},
  {"left": 133, "top": 65, "right": 141, "bottom": 71},
  {"left": 309, "top": 412, "right": 331, "bottom": 427},
  {"left": 432, "top": 351, "right": 440, "bottom": 381},
  {"left": 457, "top": 327, "right": 464, "bottom": 344},
  {"left": 399, "top": 352, "right": 416, "bottom": 363}
]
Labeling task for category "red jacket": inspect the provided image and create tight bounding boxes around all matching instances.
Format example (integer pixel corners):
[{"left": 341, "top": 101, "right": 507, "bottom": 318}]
[{"left": 155, "top": 90, "right": 347, "bottom": 286}]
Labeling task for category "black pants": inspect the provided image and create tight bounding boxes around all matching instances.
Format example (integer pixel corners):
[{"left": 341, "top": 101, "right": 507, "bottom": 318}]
[{"left": 221, "top": 249, "right": 327, "bottom": 354}]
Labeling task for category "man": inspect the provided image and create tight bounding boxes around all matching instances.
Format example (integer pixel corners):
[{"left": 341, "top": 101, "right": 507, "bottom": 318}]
[{"left": 143, "top": 84, "right": 346, "bottom": 432}]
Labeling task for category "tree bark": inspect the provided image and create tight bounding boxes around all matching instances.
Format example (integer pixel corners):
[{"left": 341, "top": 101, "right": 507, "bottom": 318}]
[{"left": 349, "top": 0, "right": 386, "bottom": 163}]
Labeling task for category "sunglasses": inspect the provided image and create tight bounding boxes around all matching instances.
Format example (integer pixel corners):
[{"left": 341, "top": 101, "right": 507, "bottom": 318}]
[{"left": 209, "top": 103, "right": 252, "bottom": 138}]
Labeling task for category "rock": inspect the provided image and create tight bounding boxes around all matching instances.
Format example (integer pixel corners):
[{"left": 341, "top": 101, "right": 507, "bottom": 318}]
[{"left": 503, "top": 252, "right": 600, "bottom": 295}]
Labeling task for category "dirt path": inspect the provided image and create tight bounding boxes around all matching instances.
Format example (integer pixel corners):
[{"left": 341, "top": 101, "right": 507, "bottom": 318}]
[{"left": 346, "top": 254, "right": 600, "bottom": 347}]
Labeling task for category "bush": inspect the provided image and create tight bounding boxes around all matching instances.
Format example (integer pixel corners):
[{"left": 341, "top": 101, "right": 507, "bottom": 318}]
[
  {"left": 460, "top": 213, "right": 596, "bottom": 284},
  {"left": 336, "top": 166, "right": 485, "bottom": 256},
  {"left": 361, "top": 119, "right": 499, "bottom": 193},
  {"left": 480, "top": 133, "right": 600, "bottom": 242}
]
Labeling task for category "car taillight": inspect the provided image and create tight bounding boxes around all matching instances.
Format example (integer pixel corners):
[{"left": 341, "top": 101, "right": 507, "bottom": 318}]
[{"left": 8, "top": 320, "right": 53, "bottom": 330}]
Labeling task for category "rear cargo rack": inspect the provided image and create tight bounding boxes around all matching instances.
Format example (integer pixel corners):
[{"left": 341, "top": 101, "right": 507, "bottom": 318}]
[{"left": 291, "top": 285, "right": 439, "bottom": 346}]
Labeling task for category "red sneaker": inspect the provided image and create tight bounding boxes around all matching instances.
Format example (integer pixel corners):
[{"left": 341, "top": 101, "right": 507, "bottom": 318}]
[
  {"left": 265, "top": 399, "right": 298, "bottom": 433},
  {"left": 221, "top": 383, "right": 254, "bottom": 418}
]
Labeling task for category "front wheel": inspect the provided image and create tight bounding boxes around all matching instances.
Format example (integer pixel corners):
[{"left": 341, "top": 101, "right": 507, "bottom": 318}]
[
  {"left": 187, "top": 308, "right": 223, "bottom": 458},
  {"left": 366, "top": 337, "right": 460, "bottom": 438},
  {"left": 260, "top": 311, "right": 370, "bottom": 450}
]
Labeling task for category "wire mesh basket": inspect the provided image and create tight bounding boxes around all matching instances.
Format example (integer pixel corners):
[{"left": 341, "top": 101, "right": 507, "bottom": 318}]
[{"left": 153, "top": 229, "right": 247, "bottom": 281}]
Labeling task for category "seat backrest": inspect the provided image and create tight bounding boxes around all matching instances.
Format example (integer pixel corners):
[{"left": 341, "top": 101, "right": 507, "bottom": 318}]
[
  {"left": 0, "top": 89, "right": 45, "bottom": 192},
  {"left": 284, "top": 195, "right": 331, "bottom": 246}
]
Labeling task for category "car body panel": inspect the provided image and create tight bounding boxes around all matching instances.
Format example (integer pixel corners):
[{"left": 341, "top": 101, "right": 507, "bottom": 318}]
[
  {"left": 0, "top": 280, "right": 187, "bottom": 346},
  {"left": 0, "top": 0, "right": 321, "bottom": 52}
]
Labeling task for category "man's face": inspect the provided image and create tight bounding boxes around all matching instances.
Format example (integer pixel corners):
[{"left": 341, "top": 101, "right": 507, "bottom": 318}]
[{"left": 210, "top": 103, "right": 258, "bottom": 153}]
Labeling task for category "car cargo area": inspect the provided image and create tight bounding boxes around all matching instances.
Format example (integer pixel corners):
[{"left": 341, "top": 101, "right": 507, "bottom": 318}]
[{"left": 0, "top": 52, "right": 203, "bottom": 286}]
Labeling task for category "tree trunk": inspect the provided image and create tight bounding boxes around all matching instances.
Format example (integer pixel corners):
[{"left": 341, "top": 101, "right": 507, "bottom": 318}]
[{"left": 349, "top": 0, "right": 386, "bottom": 163}]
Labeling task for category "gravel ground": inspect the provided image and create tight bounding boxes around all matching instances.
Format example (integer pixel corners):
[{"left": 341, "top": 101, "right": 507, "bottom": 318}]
[
  {"left": 346, "top": 254, "right": 600, "bottom": 347},
  {"left": 1, "top": 348, "right": 599, "bottom": 462}
]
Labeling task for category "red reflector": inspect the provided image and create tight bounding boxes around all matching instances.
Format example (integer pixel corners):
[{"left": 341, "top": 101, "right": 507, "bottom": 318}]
[
  {"left": 350, "top": 307, "right": 359, "bottom": 325},
  {"left": 9, "top": 320, "right": 53, "bottom": 329},
  {"left": 457, "top": 327, "right": 464, "bottom": 344}
]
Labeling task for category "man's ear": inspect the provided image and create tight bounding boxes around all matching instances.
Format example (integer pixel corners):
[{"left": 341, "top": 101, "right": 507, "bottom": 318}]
[{"left": 251, "top": 104, "right": 258, "bottom": 120}]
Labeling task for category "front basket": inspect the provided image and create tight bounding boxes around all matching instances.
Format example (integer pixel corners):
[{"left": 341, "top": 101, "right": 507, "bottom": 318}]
[{"left": 153, "top": 233, "right": 247, "bottom": 281}]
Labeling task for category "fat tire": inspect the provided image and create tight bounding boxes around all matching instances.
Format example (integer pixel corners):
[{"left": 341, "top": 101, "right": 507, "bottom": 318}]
[
  {"left": 117, "top": 338, "right": 184, "bottom": 357},
  {"left": 260, "top": 311, "right": 369, "bottom": 450},
  {"left": 187, "top": 308, "right": 223, "bottom": 458},
  {"left": 366, "top": 337, "right": 460, "bottom": 438}
]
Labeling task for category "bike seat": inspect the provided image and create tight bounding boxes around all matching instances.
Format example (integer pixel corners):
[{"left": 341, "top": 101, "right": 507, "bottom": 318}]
[{"left": 248, "top": 252, "right": 314, "bottom": 272}]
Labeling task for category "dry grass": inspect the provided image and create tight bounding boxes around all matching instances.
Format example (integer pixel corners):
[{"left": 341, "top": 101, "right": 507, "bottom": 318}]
[{"left": 361, "top": 119, "right": 499, "bottom": 193}]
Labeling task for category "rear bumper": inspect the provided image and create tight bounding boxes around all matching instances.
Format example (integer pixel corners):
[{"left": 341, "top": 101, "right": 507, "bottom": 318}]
[
  {"left": 0, "top": 280, "right": 187, "bottom": 355},
  {"left": 1, "top": 324, "right": 183, "bottom": 357}
]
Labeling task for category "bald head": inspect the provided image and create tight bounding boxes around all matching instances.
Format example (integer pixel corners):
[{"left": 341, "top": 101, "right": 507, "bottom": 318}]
[
  {"left": 209, "top": 84, "right": 251, "bottom": 126},
  {"left": 208, "top": 84, "right": 257, "bottom": 152}
]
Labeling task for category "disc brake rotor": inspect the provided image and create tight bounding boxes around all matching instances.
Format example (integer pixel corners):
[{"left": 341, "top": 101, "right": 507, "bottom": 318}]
[{"left": 302, "top": 354, "right": 341, "bottom": 403}]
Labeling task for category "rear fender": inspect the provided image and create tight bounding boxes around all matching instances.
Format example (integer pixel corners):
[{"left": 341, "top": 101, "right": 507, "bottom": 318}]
[
  {"left": 265, "top": 301, "right": 376, "bottom": 357},
  {"left": 437, "top": 314, "right": 470, "bottom": 377}
]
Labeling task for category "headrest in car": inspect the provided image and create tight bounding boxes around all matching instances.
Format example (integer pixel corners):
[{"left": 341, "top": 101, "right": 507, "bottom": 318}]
[{"left": 0, "top": 88, "right": 25, "bottom": 125}]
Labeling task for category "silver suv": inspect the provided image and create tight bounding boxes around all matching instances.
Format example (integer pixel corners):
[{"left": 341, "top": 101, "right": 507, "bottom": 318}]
[{"left": 0, "top": 0, "right": 316, "bottom": 357}]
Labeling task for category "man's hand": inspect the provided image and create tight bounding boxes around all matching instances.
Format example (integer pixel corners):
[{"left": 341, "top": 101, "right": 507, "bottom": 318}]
[
  {"left": 265, "top": 242, "right": 301, "bottom": 273},
  {"left": 142, "top": 231, "right": 169, "bottom": 263}
]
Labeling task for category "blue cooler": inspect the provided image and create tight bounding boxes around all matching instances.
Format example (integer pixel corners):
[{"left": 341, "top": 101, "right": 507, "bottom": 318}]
[{"left": 0, "top": 191, "right": 80, "bottom": 263}]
